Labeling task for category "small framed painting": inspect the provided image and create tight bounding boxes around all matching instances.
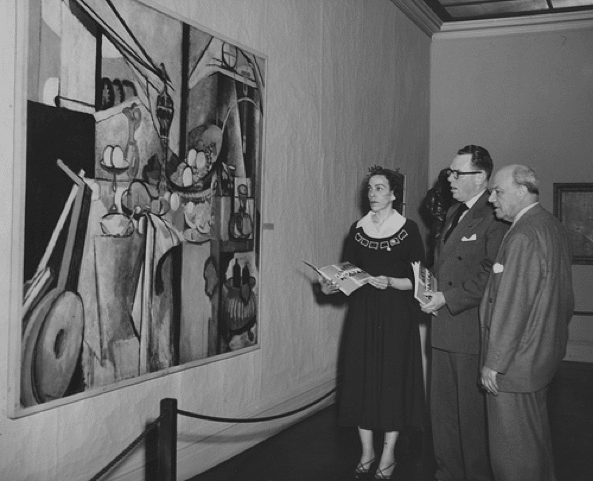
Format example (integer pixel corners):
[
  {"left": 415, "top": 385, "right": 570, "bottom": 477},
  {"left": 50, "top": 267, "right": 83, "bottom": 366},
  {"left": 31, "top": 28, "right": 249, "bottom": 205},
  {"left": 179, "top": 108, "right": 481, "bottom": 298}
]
[{"left": 554, "top": 183, "right": 592, "bottom": 265}]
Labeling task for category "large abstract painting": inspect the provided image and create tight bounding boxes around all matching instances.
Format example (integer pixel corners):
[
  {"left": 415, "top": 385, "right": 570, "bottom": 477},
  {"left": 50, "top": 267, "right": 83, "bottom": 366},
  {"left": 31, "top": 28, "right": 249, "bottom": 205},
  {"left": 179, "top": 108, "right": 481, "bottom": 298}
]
[{"left": 16, "top": 0, "right": 265, "bottom": 410}]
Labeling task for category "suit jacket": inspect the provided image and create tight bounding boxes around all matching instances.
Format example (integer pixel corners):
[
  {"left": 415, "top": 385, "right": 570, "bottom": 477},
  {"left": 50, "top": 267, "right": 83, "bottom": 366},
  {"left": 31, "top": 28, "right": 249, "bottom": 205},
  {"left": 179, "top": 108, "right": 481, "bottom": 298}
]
[
  {"left": 479, "top": 204, "right": 574, "bottom": 392},
  {"left": 432, "top": 191, "right": 508, "bottom": 354}
]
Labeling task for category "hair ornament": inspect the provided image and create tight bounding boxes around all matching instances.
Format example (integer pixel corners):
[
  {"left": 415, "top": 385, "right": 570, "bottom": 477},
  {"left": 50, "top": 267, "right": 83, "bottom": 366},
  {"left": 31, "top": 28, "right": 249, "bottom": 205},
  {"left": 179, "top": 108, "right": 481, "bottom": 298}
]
[{"left": 368, "top": 165, "right": 401, "bottom": 176}]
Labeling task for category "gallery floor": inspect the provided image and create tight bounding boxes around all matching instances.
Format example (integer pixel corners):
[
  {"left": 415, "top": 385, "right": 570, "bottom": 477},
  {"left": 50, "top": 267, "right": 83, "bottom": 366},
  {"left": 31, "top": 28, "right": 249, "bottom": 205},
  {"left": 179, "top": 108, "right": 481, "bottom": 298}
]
[{"left": 191, "top": 361, "right": 592, "bottom": 481}]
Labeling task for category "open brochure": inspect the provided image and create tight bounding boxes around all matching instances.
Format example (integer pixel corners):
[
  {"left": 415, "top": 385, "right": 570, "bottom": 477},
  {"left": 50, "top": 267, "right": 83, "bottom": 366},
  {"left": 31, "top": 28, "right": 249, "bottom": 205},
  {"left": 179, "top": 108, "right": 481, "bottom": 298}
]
[
  {"left": 302, "top": 260, "right": 373, "bottom": 296},
  {"left": 412, "top": 261, "right": 438, "bottom": 304}
]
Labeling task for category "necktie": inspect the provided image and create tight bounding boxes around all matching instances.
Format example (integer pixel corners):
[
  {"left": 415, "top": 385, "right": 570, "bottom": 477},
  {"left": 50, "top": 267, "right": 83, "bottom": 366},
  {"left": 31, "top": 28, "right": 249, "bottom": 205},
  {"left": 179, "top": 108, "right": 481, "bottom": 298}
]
[{"left": 443, "top": 203, "right": 469, "bottom": 243}]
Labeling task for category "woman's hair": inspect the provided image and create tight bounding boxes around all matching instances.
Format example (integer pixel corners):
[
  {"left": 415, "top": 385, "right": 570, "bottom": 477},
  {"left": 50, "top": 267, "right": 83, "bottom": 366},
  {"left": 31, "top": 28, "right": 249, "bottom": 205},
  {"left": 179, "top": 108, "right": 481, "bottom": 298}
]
[{"left": 366, "top": 165, "right": 403, "bottom": 206}]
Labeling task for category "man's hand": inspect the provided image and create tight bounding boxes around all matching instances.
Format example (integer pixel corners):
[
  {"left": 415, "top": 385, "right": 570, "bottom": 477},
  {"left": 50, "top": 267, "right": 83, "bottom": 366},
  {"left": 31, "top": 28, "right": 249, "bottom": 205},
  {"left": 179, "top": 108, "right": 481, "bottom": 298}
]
[
  {"left": 481, "top": 366, "right": 499, "bottom": 396},
  {"left": 420, "top": 291, "right": 446, "bottom": 315}
]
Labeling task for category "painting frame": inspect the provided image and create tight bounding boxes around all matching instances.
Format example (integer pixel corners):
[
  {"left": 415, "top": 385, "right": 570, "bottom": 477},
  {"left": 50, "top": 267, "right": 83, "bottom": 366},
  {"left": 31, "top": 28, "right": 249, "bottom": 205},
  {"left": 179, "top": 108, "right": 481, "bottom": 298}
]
[
  {"left": 553, "top": 183, "right": 593, "bottom": 265},
  {"left": 8, "top": 0, "right": 268, "bottom": 418}
]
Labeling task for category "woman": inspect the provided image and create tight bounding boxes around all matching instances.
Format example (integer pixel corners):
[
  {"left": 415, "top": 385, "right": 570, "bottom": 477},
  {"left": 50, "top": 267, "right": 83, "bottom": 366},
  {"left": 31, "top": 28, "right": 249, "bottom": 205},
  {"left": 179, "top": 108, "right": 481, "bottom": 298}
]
[{"left": 321, "top": 166, "right": 426, "bottom": 480}]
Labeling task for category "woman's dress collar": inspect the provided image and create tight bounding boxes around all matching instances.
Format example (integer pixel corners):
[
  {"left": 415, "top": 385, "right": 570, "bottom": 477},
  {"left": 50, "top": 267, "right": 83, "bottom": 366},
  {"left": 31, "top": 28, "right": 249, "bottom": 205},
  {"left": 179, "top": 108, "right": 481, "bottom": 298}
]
[{"left": 357, "top": 210, "right": 406, "bottom": 238}]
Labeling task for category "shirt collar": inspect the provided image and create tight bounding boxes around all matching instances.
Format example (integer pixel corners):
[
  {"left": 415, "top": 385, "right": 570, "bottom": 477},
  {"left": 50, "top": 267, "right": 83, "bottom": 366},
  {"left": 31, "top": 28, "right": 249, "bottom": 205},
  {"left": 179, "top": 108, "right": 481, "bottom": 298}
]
[
  {"left": 357, "top": 210, "right": 406, "bottom": 238},
  {"left": 512, "top": 202, "right": 539, "bottom": 228},
  {"left": 464, "top": 189, "right": 486, "bottom": 210}
]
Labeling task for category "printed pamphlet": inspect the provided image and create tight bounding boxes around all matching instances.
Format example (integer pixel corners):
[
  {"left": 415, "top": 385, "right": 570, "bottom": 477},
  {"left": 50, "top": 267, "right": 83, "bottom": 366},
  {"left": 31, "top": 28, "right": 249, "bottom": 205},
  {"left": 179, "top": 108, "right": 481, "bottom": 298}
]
[
  {"left": 412, "top": 261, "right": 438, "bottom": 305},
  {"left": 302, "top": 260, "right": 373, "bottom": 296}
]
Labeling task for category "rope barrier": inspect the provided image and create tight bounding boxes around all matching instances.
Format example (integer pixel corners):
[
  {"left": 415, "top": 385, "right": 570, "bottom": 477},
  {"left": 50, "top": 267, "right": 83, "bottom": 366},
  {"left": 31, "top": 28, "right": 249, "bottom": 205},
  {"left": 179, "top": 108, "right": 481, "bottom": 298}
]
[
  {"left": 90, "top": 387, "right": 336, "bottom": 480},
  {"left": 90, "top": 416, "right": 163, "bottom": 481},
  {"left": 177, "top": 387, "right": 336, "bottom": 423}
]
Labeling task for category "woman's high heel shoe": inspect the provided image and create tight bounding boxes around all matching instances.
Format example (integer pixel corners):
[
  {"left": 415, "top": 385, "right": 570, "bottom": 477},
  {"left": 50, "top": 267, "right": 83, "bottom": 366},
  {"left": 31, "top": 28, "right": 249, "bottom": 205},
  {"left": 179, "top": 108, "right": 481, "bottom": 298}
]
[
  {"left": 374, "top": 461, "right": 396, "bottom": 480},
  {"left": 354, "top": 458, "right": 375, "bottom": 479}
]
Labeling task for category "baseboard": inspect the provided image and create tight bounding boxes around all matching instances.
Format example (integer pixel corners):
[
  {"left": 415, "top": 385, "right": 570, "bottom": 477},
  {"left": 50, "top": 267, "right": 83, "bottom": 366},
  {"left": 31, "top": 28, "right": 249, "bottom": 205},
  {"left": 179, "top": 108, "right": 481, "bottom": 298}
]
[{"left": 104, "top": 375, "right": 337, "bottom": 480}]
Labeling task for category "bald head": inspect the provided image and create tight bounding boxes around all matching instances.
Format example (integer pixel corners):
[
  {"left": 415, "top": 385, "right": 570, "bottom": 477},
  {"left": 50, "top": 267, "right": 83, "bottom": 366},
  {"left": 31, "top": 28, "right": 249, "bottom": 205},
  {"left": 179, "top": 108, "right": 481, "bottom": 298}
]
[{"left": 488, "top": 165, "right": 539, "bottom": 222}]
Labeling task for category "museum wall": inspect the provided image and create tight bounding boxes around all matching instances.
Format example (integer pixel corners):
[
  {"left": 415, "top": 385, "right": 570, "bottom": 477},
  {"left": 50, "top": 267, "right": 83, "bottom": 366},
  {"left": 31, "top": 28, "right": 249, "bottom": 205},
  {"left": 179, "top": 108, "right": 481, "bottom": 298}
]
[
  {"left": 0, "top": 0, "right": 431, "bottom": 479},
  {"left": 429, "top": 25, "right": 593, "bottom": 363}
]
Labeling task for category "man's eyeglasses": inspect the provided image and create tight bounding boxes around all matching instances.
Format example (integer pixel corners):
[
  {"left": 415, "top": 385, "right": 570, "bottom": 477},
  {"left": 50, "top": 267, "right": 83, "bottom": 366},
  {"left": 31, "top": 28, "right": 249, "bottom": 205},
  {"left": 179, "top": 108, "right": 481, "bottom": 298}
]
[{"left": 445, "top": 169, "right": 482, "bottom": 180}]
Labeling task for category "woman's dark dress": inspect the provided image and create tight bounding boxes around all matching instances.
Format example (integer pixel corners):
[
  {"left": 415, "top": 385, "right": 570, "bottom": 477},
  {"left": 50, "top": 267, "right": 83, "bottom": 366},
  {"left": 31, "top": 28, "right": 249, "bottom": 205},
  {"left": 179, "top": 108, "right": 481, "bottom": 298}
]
[{"left": 338, "top": 218, "right": 426, "bottom": 432}]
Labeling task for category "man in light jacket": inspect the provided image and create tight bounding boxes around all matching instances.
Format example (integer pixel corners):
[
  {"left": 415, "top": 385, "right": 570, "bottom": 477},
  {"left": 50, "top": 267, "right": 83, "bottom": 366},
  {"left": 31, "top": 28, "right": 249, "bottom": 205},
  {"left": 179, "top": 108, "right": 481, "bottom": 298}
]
[{"left": 480, "top": 164, "right": 574, "bottom": 480}]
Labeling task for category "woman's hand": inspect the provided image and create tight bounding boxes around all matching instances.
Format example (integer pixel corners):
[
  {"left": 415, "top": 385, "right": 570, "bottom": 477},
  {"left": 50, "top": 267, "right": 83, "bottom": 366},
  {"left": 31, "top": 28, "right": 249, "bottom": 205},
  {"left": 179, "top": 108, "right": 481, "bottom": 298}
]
[
  {"left": 369, "top": 276, "right": 391, "bottom": 290},
  {"left": 319, "top": 277, "right": 340, "bottom": 295},
  {"left": 369, "top": 276, "right": 412, "bottom": 291}
]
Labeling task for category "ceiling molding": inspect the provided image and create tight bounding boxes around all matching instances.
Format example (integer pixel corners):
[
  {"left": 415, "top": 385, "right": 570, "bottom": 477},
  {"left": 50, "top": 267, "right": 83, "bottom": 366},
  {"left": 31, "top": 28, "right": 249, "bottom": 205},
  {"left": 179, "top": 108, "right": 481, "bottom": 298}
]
[
  {"left": 392, "top": 0, "right": 592, "bottom": 39},
  {"left": 434, "top": 10, "right": 593, "bottom": 40},
  {"left": 389, "top": 0, "right": 443, "bottom": 37}
]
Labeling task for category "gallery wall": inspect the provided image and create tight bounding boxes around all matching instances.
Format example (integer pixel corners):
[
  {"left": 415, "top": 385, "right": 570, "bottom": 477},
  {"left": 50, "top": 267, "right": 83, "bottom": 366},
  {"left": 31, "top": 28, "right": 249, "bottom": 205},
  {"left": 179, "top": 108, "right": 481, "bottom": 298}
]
[
  {"left": 429, "top": 25, "right": 593, "bottom": 362},
  {"left": 0, "top": 0, "right": 431, "bottom": 479}
]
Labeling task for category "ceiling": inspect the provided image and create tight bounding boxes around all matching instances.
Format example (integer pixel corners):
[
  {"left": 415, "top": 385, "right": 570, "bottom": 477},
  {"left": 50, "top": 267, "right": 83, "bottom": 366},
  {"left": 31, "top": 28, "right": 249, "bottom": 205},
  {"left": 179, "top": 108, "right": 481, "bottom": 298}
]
[{"left": 420, "top": 0, "right": 592, "bottom": 23}]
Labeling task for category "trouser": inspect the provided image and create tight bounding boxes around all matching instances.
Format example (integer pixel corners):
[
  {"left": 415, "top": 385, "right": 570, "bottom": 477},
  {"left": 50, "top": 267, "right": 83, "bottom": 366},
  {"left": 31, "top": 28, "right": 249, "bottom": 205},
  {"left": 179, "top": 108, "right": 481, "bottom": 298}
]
[
  {"left": 431, "top": 348, "right": 492, "bottom": 480},
  {"left": 486, "top": 386, "right": 555, "bottom": 481}
]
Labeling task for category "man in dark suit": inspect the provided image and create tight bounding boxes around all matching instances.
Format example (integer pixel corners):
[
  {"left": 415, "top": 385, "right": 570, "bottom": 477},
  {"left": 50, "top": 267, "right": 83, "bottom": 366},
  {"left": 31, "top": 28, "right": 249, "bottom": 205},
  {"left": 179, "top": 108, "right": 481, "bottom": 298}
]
[
  {"left": 480, "top": 165, "right": 574, "bottom": 480},
  {"left": 421, "top": 145, "right": 508, "bottom": 480}
]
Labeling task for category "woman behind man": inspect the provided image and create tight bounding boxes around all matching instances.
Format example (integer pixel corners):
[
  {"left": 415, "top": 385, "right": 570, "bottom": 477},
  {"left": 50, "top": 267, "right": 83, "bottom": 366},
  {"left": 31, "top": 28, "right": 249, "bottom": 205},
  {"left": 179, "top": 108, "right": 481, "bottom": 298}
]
[{"left": 320, "top": 166, "right": 426, "bottom": 480}]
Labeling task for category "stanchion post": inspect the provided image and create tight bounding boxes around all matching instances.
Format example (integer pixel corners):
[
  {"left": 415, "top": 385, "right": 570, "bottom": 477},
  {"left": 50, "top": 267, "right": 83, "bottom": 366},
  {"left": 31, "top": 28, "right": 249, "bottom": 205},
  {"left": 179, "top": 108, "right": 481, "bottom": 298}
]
[{"left": 158, "top": 398, "right": 178, "bottom": 481}]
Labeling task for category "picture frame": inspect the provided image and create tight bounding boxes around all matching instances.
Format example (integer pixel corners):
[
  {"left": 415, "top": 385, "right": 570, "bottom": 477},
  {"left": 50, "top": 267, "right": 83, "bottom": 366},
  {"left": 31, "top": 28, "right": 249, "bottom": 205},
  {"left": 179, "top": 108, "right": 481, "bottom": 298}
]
[
  {"left": 9, "top": 0, "right": 267, "bottom": 417},
  {"left": 553, "top": 183, "right": 592, "bottom": 265}
]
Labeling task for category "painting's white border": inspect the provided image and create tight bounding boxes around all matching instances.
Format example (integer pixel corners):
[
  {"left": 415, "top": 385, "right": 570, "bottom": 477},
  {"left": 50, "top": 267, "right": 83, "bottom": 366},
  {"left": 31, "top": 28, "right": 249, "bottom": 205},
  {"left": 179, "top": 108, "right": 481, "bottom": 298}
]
[{"left": 8, "top": 0, "right": 30, "bottom": 419}]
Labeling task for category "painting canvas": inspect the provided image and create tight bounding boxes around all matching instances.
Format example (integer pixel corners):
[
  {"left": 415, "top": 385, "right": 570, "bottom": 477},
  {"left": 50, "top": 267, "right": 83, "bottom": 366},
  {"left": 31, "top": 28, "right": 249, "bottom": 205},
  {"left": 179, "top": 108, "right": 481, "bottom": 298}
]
[
  {"left": 554, "top": 183, "right": 592, "bottom": 265},
  {"left": 16, "top": 0, "right": 265, "bottom": 411}
]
